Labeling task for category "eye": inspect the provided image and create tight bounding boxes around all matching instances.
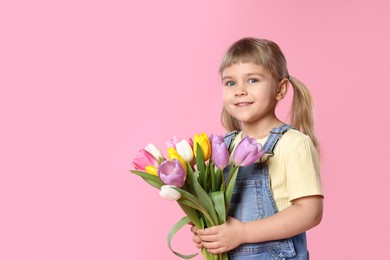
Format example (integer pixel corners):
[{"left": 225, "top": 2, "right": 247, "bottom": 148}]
[
  {"left": 248, "top": 78, "right": 259, "bottom": 84},
  {"left": 224, "top": 81, "right": 236, "bottom": 87}
]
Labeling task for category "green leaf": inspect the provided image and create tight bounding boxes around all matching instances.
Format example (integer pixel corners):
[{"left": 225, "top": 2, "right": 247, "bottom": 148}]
[
  {"left": 130, "top": 170, "right": 164, "bottom": 189},
  {"left": 225, "top": 166, "right": 239, "bottom": 213},
  {"left": 200, "top": 217, "right": 205, "bottom": 229},
  {"left": 210, "top": 164, "right": 216, "bottom": 192},
  {"left": 201, "top": 248, "right": 228, "bottom": 260},
  {"left": 203, "top": 215, "right": 213, "bottom": 229},
  {"left": 174, "top": 188, "right": 214, "bottom": 225},
  {"left": 177, "top": 201, "right": 201, "bottom": 227},
  {"left": 167, "top": 216, "right": 199, "bottom": 259},
  {"left": 214, "top": 167, "right": 223, "bottom": 193},
  {"left": 185, "top": 163, "right": 197, "bottom": 192},
  {"left": 203, "top": 162, "right": 210, "bottom": 191},
  {"left": 209, "top": 191, "right": 226, "bottom": 223},
  {"left": 175, "top": 189, "right": 204, "bottom": 210},
  {"left": 195, "top": 143, "right": 206, "bottom": 184},
  {"left": 190, "top": 171, "right": 219, "bottom": 226},
  {"left": 181, "top": 164, "right": 218, "bottom": 226}
]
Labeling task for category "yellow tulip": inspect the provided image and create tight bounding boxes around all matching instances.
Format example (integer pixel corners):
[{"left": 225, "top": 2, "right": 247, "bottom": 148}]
[
  {"left": 167, "top": 147, "right": 187, "bottom": 171},
  {"left": 145, "top": 165, "right": 158, "bottom": 176},
  {"left": 193, "top": 133, "right": 211, "bottom": 161}
]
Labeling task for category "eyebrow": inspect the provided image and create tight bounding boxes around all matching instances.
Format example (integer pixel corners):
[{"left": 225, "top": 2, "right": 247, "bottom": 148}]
[
  {"left": 245, "top": 72, "right": 265, "bottom": 77},
  {"left": 222, "top": 72, "right": 265, "bottom": 81}
]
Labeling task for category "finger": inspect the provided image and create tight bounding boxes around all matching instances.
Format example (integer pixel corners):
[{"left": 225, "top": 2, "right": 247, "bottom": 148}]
[
  {"left": 192, "top": 234, "right": 201, "bottom": 243},
  {"left": 202, "top": 241, "right": 230, "bottom": 253},
  {"left": 207, "top": 248, "right": 226, "bottom": 254},
  {"left": 196, "top": 227, "right": 218, "bottom": 235},
  {"left": 201, "top": 241, "right": 219, "bottom": 250},
  {"left": 190, "top": 225, "right": 198, "bottom": 233},
  {"left": 195, "top": 244, "right": 203, "bottom": 249},
  {"left": 202, "top": 242, "right": 228, "bottom": 254},
  {"left": 198, "top": 233, "right": 219, "bottom": 243},
  {"left": 192, "top": 233, "right": 203, "bottom": 249}
]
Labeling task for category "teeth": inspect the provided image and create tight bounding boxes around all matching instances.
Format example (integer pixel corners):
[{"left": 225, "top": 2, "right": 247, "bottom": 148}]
[{"left": 237, "top": 102, "right": 252, "bottom": 106}]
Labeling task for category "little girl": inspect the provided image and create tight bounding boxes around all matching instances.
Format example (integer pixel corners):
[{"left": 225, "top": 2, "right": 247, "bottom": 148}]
[{"left": 191, "top": 37, "right": 324, "bottom": 259}]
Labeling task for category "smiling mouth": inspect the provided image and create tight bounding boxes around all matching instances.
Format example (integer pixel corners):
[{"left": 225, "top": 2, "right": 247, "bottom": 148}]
[{"left": 235, "top": 102, "right": 254, "bottom": 106}]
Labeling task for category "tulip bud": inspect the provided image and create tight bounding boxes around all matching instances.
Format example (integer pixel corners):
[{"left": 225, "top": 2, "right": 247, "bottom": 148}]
[
  {"left": 159, "top": 185, "right": 181, "bottom": 201},
  {"left": 210, "top": 134, "right": 229, "bottom": 169},
  {"left": 193, "top": 133, "right": 211, "bottom": 161},
  {"left": 167, "top": 147, "right": 187, "bottom": 171},
  {"left": 145, "top": 165, "right": 158, "bottom": 176},
  {"left": 145, "top": 143, "right": 164, "bottom": 162},
  {"left": 175, "top": 139, "right": 194, "bottom": 164},
  {"left": 132, "top": 149, "right": 159, "bottom": 171},
  {"left": 166, "top": 136, "right": 179, "bottom": 148}
]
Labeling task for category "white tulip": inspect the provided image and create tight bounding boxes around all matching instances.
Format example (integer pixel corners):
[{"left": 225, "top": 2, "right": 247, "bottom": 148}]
[
  {"left": 159, "top": 185, "right": 181, "bottom": 201},
  {"left": 175, "top": 139, "right": 194, "bottom": 163},
  {"left": 145, "top": 143, "right": 164, "bottom": 161}
]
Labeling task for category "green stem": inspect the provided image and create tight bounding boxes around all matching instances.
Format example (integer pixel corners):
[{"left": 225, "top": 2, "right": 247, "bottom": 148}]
[
  {"left": 221, "top": 168, "right": 225, "bottom": 191},
  {"left": 201, "top": 249, "right": 227, "bottom": 260},
  {"left": 179, "top": 196, "right": 216, "bottom": 227},
  {"left": 225, "top": 165, "right": 239, "bottom": 190}
]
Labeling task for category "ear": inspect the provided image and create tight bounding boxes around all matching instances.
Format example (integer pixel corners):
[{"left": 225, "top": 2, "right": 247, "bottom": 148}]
[{"left": 276, "top": 78, "right": 289, "bottom": 101}]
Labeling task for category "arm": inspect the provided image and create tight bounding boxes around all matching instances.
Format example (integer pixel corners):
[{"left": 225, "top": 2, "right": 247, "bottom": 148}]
[{"left": 196, "top": 195, "right": 323, "bottom": 254}]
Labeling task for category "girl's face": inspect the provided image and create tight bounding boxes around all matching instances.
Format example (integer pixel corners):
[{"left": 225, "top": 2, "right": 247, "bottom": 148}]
[{"left": 222, "top": 62, "right": 283, "bottom": 128}]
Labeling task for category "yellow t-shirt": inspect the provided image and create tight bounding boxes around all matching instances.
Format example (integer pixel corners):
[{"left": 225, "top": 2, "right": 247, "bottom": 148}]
[{"left": 231, "top": 129, "right": 323, "bottom": 211}]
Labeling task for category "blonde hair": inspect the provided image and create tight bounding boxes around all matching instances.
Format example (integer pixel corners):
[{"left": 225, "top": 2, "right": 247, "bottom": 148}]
[{"left": 220, "top": 37, "right": 320, "bottom": 152}]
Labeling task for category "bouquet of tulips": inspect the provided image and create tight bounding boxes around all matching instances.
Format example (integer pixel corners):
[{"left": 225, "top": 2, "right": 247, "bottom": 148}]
[{"left": 130, "top": 133, "right": 265, "bottom": 260}]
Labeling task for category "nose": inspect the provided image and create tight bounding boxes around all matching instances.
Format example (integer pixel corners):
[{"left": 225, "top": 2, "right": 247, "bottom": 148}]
[{"left": 234, "top": 83, "right": 247, "bottom": 97}]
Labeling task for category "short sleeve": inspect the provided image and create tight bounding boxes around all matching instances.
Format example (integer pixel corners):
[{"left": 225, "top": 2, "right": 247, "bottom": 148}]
[{"left": 284, "top": 134, "right": 323, "bottom": 202}]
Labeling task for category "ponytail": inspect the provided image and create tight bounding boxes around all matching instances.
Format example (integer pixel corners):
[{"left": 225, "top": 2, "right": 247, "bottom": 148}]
[{"left": 289, "top": 76, "right": 320, "bottom": 153}]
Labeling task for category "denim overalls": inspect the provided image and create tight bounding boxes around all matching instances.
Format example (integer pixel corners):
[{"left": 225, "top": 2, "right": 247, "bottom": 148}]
[{"left": 224, "top": 124, "right": 309, "bottom": 260}]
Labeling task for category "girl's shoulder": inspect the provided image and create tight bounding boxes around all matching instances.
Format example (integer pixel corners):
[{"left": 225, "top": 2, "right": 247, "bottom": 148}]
[
  {"left": 282, "top": 128, "right": 308, "bottom": 140},
  {"left": 277, "top": 129, "right": 316, "bottom": 153}
]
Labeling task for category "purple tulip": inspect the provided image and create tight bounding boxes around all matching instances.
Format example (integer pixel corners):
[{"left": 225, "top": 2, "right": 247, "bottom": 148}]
[
  {"left": 157, "top": 159, "right": 186, "bottom": 187},
  {"left": 233, "top": 137, "right": 266, "bottom": 166},
  {"left": 210, "top": 134, "right": 229, "bottom": 169},
  {"left": 132, "top": 149, "right": 159, "bottom": 171}
]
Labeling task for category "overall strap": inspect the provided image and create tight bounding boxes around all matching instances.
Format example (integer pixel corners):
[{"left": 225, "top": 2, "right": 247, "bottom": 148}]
[
  {"left": 262, "top": 124, "right": 295, "bottom": 156},
  {"left": 223, "top": 124, "right": 294, "bottom": 155},
  {"left": 223, "top": 130, "right": 238, "bottom": 151}
]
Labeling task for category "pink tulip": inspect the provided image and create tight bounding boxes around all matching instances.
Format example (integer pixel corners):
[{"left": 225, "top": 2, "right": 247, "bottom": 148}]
[
  {"left": 132, "top": 149, "right": 159, "bottom": 171},
  {"left": 233, "top": 137, "right": 266, "bottom": 166},
  {"left": 166, "top": 136, "right": 179, "bottom": 148}
]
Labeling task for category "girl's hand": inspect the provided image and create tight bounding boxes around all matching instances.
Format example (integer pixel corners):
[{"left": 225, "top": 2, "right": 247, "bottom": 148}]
[
  {"left": 196, "top": 217, "right": 245, "bottom": 254},
  {"left": 190, "top": 225, "right": 203, "bottom": 249}
]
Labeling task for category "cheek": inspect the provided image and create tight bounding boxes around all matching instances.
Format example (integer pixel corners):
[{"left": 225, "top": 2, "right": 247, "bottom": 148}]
[
  {"left": 222, "top": 91, "right": 228, "bottom": 103},
  {"left": 222, "top": 93, "right": 235, "bottom": 115},
  {"left": 222, "top": 94, "right": 231, "bottom": 108},
  {"left": 222, "top": 88, "right": 232, "bottom": 102}
]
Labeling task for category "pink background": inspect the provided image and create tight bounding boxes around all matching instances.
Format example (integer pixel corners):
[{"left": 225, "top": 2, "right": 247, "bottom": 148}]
[{"left": 1, "top": 0, "right": 389, "bottom": 259}]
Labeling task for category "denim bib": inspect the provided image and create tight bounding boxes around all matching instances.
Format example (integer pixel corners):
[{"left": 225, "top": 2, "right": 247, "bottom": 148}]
[{"left": 223, "top": 124, "right": 309, "bottom": 260}]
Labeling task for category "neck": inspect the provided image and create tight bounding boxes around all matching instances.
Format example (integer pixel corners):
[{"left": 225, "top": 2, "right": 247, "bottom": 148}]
[{"left": 241, "top": 116, "right": 284, "bottom": 139}]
